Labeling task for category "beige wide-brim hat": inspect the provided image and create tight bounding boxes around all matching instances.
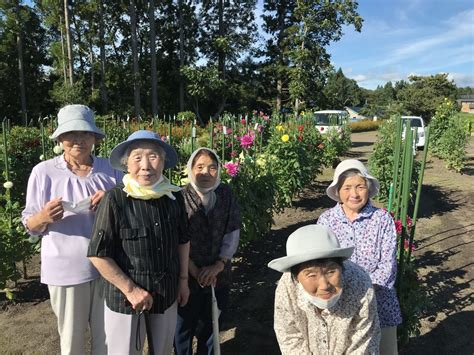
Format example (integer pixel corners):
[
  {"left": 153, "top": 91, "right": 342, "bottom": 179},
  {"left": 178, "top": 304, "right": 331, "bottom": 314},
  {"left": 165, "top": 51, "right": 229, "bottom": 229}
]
[
  {"left": 268, "top": 225, "right": 354, "bottom": 273},
  {"left": 50, "top": 104, "right": 105, "bottom": 140},
  {"left": 326, "top": 159, "right": 380, "bottom": 202}
]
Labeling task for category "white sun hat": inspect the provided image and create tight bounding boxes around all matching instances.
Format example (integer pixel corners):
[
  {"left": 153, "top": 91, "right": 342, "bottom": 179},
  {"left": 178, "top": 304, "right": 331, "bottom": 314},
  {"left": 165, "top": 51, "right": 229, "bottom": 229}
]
[
  {"left": 326, "top": 159, "right": 380, "bottom": 202},
  {"left": 268, "top": 224, "right": 354, "bottom": 273}
]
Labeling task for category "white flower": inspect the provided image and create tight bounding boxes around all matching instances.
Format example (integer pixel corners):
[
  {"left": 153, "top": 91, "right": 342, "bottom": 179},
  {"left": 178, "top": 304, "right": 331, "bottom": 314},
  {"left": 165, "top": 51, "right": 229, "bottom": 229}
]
[
  {"left": 3, "top": 181, "right": 13, "bottom": 189},
  {"left": 53, "top": 145, "right": 63, "bottom": 154},
  {"left": 39, "top": 154, "right": 45, "bottom": 161}
]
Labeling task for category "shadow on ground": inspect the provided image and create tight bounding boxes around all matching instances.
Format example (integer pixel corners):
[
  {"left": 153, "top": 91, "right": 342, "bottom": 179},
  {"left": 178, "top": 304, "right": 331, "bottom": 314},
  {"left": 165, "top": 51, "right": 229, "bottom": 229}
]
[
  {"left": 416, "top": 185, "right": 461, "bottom": 219},
  {"left": 402, "top": 311, "right": 474, "bottom": 355}
]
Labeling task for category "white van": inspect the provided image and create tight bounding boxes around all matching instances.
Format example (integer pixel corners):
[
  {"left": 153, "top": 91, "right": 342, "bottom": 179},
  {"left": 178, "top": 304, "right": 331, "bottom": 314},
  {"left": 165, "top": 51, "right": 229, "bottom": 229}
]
[
  {"left": 401, "top": 116, "right": 426, "bottom": 148},
  {"left": 314, "top": 110, "right": 349, "bottom": 134}
]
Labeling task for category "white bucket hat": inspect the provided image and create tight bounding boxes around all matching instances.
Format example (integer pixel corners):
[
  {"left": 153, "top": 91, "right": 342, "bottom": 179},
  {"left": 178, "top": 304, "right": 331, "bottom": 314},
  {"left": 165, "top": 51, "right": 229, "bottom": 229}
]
[
  {"left": 268, "top": 225, "right": 353, "bottom": 273},
  {"left": 50, "top": 104, "right": 105, "bottom": 140},
  {"left": 326, "top": 159, "right": 380, "bottom": 202}
]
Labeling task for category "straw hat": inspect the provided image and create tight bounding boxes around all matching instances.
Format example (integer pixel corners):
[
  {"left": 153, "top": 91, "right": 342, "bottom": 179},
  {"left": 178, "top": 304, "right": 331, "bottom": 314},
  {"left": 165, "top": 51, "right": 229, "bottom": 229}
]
[
  {"left": 268, "top": 225, "right": 353, "bottom": 273},
  {"left": 109, "top": 130, "right": 178, "bottom": 171},
  {"left": 326, "top": 159, "right": 379, "bottom": 202},
  {"left": 50, "top": 104, "right": 105, "bottom": 140}
]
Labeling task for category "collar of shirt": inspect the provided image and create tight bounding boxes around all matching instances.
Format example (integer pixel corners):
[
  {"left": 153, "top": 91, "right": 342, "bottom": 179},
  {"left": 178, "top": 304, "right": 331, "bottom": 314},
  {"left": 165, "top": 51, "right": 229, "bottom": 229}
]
[{"left": 335, "top": 201, "right": 377, "bottom": 223}]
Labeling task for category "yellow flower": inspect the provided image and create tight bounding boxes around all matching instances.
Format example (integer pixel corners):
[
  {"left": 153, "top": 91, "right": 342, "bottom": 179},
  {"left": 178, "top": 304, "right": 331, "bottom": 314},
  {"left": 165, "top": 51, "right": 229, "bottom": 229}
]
[
  {"left": 276, "top": 125, "right": 283, "bottom": 131},
  {"left": 281, "top": 134, "right": 289, "bottom": 142}
]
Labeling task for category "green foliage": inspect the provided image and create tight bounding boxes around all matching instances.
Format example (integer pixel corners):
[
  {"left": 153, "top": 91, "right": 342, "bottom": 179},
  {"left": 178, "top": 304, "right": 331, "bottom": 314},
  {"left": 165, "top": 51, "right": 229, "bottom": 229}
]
[
  {"left": 396, "top": 74, "right": 457, "bottom": 121},
  {"left": 429, "top": 99, "right": 469, "bottom": 172},
  {"left": 2, "top": 127, "right": 42, "bottom": 204},
  {"left": 177, "top": 111, "right": 197, "bottom": 124},
  {"left": 229, "top": 158, "right": 275, "bottom": 245},
  {"left": 349, "top": 120, "right": 382, "bottom": 132},
  {"left": 397, "top": 262, "right": 428, "bottom": 346},
  {"left": 264, "top": 122, "right": 325, "bottom": 211}
]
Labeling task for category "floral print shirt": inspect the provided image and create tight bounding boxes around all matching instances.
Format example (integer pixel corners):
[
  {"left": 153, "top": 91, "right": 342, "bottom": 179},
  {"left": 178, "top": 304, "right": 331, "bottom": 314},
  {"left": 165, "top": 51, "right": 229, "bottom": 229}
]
[
  {"left": 274, "top": 261, "right": 380, "bottom": 355},
  {"left": 317, "top": 202, "right": 402, "bottom": 327}
]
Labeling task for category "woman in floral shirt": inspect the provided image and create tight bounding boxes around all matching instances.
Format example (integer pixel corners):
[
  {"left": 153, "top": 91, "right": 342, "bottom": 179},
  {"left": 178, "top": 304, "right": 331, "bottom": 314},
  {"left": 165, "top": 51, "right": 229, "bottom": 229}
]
[{"left": 317, "top": 159, "right": 402, "bottom": 355}]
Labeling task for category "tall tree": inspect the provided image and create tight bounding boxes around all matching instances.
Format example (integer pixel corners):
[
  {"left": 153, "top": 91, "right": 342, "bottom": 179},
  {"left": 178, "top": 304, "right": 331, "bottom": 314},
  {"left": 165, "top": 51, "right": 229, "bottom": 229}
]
[
  {"left": 64, "top": 0, "right": 74, "bottom": 85},
  {"left": 263, "top": 0, "right": 362, "bottom": 113},
  {"left": 149, "top": 0, "right": 158, "bottom": 117},
  {"left": 322, "top": 68, "right": 361, "bottom": 109},
  {"left": 129, "top": 0, "right": 141, "bottom": 118}
]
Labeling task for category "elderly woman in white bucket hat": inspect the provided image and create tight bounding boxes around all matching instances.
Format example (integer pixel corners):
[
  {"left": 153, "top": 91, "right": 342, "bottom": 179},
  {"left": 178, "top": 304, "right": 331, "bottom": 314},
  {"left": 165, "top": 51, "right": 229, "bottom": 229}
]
[
  {"left": 317, "top": 159, "right": 402, "bottom": 355},
  {"left": 269, "top": 224, "right": 380, "bottom": 354},
  {"left": 87, "top": 130, "right": 190, "bottom": 355},
  {"left": 22, "top": 104, "right": 122, "bottom": 354}
]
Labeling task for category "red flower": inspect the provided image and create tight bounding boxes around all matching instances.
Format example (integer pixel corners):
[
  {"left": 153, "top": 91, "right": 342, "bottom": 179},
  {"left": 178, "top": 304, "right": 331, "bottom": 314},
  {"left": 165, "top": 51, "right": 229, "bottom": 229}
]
[
  {"left": 320, "top": 127, "right": 325, "bottom": 132},
  {"left": 317, "top": 143, "right": 325, "bottom": 149},
  {"left": 395, "top": 220, "right": 403, "bottom": 234},
  {"left": 298, "top": 135, "right": 303, "bottom": 142},
  {"left": 241, "top": 118, "right": 247, "bottom": 125},
  {"left": 404, "top": 240, "right": 416, "bottom": 252},
  {"left": 298, "top": 125, "right": 304, "bottom": 132}
]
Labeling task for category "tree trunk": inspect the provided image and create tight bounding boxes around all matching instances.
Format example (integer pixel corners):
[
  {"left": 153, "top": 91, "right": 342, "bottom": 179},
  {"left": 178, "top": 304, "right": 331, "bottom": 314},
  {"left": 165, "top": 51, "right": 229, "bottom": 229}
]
[
  {"left": 149, "top": 0, "right": 158, "bottom": 117},
  {"left": 276, "top": 79, "right": 282, "bottom": 113},
  {"left": 98, "top": 0, "right": 108, "bottom": 112},
  {"left": 217, "top": 0, "right": 225, "bottom": 80},
  {"left": 89, "top": 38, "right": 95, "bottom": 92},
  {"left": 64, "top": 0, "right": 74, "bottom": 85},
  {"left": 15, "top": 1, "right": 27, "bottom": 125},
  {"left": 130, "top": 0, "right": 141, "bottom": 118},
  {"left": 178, "top": 0, "right": 185, "bottom": 111},
  {"left": 59, "top": 15, "right": 68, "bottom": 87}
]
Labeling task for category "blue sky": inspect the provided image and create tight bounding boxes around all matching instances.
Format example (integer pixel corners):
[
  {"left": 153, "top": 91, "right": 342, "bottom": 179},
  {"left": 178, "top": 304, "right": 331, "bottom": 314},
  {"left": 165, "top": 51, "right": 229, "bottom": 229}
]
[
  {"left": 325, "top": 0, "right": 474, "bottom": 89},
  {"left": 255, "top": 0, "right": 474, "bottom": 89}
]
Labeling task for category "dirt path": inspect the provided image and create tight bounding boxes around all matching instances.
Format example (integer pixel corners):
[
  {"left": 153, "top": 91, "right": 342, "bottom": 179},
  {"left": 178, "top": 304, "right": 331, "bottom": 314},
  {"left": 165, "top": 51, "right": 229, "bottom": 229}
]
[{"left": 1, "top": 131, "right": 473, "bottom": 354}]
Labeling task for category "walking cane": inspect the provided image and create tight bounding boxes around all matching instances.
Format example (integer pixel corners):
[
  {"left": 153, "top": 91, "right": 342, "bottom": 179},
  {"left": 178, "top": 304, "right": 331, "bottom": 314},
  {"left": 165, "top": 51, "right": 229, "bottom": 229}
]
[
  {"left": 211, "top": 285, "right": 221, "bottom": 355},
  {"left": 144, "top": 312, "right": 155, "bottom": 355}
]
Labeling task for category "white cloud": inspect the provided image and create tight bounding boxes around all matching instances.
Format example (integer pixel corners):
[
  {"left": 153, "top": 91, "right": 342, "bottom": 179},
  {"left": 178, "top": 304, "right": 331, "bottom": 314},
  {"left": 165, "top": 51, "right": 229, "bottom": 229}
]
[{"left": 448, "top": 72, "right": 474, "bottom": 87}]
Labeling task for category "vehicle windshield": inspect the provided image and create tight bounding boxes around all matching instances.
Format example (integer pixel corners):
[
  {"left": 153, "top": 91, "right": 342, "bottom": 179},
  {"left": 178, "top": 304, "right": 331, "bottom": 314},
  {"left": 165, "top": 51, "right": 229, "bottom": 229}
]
[
  {"left": 402, "top": 118, "right": 423, "bottom": 127},
  {"left": 315, "top": 113, "right": 347, "bottom": 125}
]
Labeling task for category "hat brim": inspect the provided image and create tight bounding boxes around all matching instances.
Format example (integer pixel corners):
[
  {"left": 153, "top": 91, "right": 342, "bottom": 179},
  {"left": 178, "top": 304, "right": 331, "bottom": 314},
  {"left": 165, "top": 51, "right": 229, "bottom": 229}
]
[
  {"left": 50, "top": 120, "right": 105, "bottom": 140},
  {"left": 109, "top": 138, "right": 178, "bottom": 171},
  {"left": 268, "top": 246, "right": 354, "bottom": 273}
]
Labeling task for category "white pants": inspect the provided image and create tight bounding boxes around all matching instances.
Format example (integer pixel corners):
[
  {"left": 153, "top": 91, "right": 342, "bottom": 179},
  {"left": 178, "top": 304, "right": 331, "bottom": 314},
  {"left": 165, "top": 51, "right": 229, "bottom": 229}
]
[
  {"left": 104, "top": 301, "right": 177, "bottom": 355},
  {"left": 48, "top": 279, "right": 106, "bottom": 355},
  {"left": 380, "top": 326, "right": 398, "bottom": 355}
]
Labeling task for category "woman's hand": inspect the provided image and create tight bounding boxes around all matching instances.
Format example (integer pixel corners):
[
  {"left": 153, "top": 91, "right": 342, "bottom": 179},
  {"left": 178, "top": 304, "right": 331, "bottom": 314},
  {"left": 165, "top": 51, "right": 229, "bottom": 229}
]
[
  {"left": 90, "top": 190, "right": 105, "bottom": 211},
  {"left": 42, "top": 198, "right": 64, "bottom": 223},
  {"left": 177, "top": 278, "right": 190, "bottom": 306},
  {"left": 125, "top": 286, "right": 154, "bottom": 312},
  {"left": 197, "top": 262, "right": 224, "bottom": 287}
]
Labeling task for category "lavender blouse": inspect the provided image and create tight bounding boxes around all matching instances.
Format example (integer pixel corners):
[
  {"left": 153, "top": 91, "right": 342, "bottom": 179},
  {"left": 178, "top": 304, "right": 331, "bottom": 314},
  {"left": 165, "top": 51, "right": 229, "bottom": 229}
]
[
  {"left": 22, "top": 155, "right": 122, "bottom": 286},
  {"left": 317, "top": 202, "right": 402, "bottom": 327}
]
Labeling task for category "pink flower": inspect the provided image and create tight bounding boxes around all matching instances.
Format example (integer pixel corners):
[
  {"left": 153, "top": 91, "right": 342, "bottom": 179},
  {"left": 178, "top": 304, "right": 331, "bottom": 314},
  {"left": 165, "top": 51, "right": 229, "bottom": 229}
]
[
  {"left": 262, "top": 115, "right": 269, "bottom": 122},
  {"left": 230, "top": 150, "right": 238, "bottom": 158},
  {"left": 241, "top": 118, "right": 247, "bottom": 125},
  {"left": 395, "top": 220, "right": 403, "bottom": 234},
  {"left": 239, "top": 134, "right": 254, "bottom": 149},
  {"left": 224, "top": 161, "right": 240, "bottom": 177},
  {"left": 258, "top": 125, "right": 264, "bottom": 133},
  {"left": 404, "top": 240, "right": 416, "bottom": 252},
  {"left": 406, "top": 216, "right": 412, "bottom": 228}
]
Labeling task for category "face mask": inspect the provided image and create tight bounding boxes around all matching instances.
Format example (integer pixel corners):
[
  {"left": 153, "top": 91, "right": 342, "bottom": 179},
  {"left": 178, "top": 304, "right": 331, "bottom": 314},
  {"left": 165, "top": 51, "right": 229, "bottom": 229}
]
[{"left": 298, "top": 283, "right": 342, "bottom": 310}]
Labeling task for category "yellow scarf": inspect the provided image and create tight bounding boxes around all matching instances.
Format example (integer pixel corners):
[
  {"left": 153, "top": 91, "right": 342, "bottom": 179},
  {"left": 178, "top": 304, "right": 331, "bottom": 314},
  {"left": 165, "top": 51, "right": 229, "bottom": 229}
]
[{"left": 122, "top": 174, "right": 181, "bottom": 200}]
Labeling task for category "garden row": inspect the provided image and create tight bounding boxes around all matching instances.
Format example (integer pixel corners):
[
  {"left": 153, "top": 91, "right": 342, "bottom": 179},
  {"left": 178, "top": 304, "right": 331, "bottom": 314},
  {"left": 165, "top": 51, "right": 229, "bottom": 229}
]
[{"left": 0, "top": 112, "right": 351, "bottom": 294}]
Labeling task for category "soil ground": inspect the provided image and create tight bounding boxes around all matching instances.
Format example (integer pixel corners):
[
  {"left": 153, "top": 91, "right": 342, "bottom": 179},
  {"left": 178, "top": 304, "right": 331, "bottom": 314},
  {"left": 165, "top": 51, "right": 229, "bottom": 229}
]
[{"left": 1, "top": 131, "right": 473, "bottom": 354}]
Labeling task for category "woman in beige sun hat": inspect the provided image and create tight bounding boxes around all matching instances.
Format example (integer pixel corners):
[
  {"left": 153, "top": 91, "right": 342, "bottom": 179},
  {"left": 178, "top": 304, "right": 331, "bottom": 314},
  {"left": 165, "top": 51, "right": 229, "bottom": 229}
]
[
  {"left": 317, "top": 159, "right": 402, "bottom": 355},
  {"left": 268, "top": 224, "right": 380, "bottom": 354}
]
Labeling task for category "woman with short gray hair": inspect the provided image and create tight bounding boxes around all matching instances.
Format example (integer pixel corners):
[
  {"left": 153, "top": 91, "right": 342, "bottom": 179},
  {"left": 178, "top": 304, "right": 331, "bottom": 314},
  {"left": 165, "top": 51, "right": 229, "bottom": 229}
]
[{"left": 317, "top": 159, "right": 402, "bottom": 355}]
